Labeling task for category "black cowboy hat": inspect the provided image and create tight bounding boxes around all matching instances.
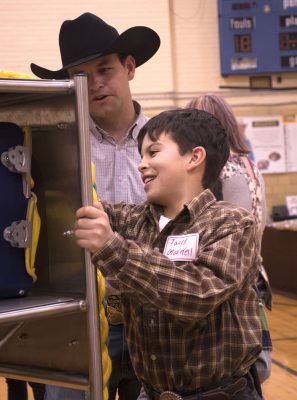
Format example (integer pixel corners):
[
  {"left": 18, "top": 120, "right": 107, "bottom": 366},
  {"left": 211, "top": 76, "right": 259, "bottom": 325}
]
[{"left": 31, "top": 12, "right": 160, "bottom": 79}]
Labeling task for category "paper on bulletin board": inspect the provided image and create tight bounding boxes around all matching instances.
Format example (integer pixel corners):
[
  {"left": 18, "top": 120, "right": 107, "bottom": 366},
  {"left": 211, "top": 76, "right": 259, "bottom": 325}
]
[
  {"left": 283, "top": 114, "right": 297, "bottom": 172},
  {"left": 286, "top": 195, "right": 297, "bottom": 216},
  {"left": 243, "top": 115, "right": 286, "bottom": 173}
]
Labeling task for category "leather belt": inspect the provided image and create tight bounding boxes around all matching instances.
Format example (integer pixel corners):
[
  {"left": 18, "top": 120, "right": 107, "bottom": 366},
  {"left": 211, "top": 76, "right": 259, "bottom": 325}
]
[{"left": 144, "top": 375, "right": 248, "bottom": 400}]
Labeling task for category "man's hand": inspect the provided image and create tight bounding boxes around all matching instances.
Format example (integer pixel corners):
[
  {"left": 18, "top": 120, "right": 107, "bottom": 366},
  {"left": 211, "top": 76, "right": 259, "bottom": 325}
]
[{"left": 74, "top": 202, "right": 114, "bottom": 253}]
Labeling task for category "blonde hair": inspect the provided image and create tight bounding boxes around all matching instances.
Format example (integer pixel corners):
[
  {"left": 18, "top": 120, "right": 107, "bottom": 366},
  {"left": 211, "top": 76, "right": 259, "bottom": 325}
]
[{"left": 186, "top": 94, "right": 249, "bottom": 154}]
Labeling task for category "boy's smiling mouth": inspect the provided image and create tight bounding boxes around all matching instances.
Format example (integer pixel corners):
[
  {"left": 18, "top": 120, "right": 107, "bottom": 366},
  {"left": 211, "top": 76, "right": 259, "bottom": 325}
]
[{"left": 142, "top": 175, "right": 155, "bottom": 185}]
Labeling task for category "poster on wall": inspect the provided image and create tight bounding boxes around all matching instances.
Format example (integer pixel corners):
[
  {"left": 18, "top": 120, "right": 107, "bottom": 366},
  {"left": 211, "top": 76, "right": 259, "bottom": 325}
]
[
  {"left": 242, "top": 115, "right": 286, "bottom": 174},
  {"left": 283, "top": 114, "right": 297, "bottom": 172}
]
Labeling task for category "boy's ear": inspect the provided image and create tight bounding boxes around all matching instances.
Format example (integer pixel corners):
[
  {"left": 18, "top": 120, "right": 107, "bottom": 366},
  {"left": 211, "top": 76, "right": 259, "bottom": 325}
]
[{"left": 188, "top": 146, "right": 206, "bottom": 170}]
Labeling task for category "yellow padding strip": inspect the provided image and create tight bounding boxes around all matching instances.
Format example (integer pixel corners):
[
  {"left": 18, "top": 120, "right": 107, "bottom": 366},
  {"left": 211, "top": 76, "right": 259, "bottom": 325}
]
[
  {"left": 93, "top": 162, "right": 112, "bottom": 400},
  {"left": 0, "top": 70, "right": 34, "bottom": 79},
  {"left": 25, "top": 192, "right": 40, "bottom": 282}
]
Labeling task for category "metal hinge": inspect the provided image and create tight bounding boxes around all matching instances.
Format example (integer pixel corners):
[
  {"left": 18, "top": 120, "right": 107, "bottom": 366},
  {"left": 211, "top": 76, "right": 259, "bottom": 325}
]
[
  {"left": 3, "top": 220, "right": 32, "bottom": 248},
  {"left": 1, "top": 145, "right": 31, "bottom": 174},
  {"left": 1, "top": 145, "right": 31, "bottom": 197}
]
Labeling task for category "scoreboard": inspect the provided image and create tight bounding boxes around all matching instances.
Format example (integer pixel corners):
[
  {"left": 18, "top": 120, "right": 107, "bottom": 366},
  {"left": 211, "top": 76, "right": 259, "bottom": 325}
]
[{"left": 218, "top": 0, "right": 297, "bottom": 75}]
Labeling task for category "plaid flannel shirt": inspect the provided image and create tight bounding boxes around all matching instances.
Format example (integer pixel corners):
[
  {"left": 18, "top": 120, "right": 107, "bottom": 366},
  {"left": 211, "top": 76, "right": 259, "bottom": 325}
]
[{"left": 92, "top": 190, "right": 262, "bottom": 392}]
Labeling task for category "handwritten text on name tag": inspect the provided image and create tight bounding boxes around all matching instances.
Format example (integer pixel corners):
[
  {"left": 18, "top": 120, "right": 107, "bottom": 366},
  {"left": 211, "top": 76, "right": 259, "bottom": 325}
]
[{"left": 163, "top": 233, "right": 199, "bottom": 261}]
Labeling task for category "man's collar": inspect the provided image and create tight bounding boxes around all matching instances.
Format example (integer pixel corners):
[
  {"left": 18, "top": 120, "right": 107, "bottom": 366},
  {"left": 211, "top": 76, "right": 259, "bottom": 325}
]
[
  {"left": 89, "top": 116, "right": 103, "bottom": 142},
  {"left": 89, "top": 100, "right": 145, "bottom": 142}
]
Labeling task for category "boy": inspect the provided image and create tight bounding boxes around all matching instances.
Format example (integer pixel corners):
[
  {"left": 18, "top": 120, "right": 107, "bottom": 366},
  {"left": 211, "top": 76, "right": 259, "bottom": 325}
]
[{"left": 74, "top": 109, "right": 262, "bottom": 400}]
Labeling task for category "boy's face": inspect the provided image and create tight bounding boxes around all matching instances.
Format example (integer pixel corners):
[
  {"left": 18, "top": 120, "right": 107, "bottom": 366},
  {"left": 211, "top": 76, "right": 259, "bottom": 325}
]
[
  {"left": 68, "top": 54, "right": 135, "bottom": 124},
  {"left": 139, "top": 132, "right": 192, "bottom": 213}
]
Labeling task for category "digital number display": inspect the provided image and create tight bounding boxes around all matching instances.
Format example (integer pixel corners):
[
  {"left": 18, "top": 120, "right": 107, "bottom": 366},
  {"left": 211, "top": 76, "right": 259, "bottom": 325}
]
[
  {"left": 281, "top": 55, "right": 297, "bottom": 68},
  {"left": 280, "top": 32, "right": 297, "bottom": 50},
  {"left": 232, "top": 2, "right": 251, "bottom": 10},
  {"left": 234, "top": 34, "right": 252, "bottom": 52}
]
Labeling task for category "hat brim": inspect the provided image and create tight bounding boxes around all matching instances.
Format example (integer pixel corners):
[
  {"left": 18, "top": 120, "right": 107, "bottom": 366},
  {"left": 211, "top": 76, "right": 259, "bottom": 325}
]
[{"left": 31, "top": 26, "right": 160, "bottom": 79}]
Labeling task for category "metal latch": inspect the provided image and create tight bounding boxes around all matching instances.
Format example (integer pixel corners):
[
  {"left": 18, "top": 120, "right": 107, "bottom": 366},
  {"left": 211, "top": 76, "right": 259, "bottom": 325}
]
[
  {"left": 3, "top": 220, "right": 32, "bottom": 248},
  {"left": 1, "top": 145, "right": 31, "bottom": 174}
]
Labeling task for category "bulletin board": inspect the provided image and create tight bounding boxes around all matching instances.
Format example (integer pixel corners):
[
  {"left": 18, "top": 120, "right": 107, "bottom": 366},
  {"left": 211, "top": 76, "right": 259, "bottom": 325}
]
[{"left": 242, "top": 114, "right": 297, "bottom": 173}]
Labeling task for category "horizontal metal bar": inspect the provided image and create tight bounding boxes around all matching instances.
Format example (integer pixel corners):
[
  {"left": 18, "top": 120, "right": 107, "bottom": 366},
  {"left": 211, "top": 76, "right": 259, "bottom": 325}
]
[
  {"left": 0, "top": 300, "right": 86, "bottom": 323},
  {"left": 0, "top": 364, "right": 89, "bottom": 390},
  {"left": 0, "top": 78, "right": 74, "bottom": 94}
]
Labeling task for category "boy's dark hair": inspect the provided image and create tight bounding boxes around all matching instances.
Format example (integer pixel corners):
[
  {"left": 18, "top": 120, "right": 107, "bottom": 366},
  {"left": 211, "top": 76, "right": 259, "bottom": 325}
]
[{"left": 138, "top": 108, "right": 230, "bottom": 195}]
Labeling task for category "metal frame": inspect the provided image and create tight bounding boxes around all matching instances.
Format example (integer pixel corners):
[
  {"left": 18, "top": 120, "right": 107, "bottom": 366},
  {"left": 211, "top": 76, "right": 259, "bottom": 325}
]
[{"left": 0, "top": 76, "right": 103, "bottom": 400}]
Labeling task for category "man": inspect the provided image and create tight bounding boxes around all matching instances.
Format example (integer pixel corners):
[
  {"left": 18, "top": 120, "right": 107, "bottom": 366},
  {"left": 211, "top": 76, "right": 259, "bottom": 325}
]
[
  {"left": 74, "top": 108, "right": 263, "bottom": 400},
  {"left": 31, "top": 12, "right": 160, "bottom": 400}
]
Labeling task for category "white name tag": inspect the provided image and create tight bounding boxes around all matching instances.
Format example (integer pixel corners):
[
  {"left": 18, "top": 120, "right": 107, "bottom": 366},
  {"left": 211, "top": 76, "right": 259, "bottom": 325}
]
[{"left": 163, "top": 233, "right": 199, "bottom": 261}]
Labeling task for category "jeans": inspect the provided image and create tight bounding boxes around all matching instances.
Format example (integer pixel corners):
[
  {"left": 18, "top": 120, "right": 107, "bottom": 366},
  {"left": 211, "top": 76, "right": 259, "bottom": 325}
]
[
  {"left": 108, "top": 324, "right": 141, "bottom": 400},
  {"left": 45, "top": 385, "right": 85, "bottom": 400}
]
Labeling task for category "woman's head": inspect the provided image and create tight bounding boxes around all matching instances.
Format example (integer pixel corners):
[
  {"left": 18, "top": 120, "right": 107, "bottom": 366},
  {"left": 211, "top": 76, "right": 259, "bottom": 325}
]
[{"left": 186, "top": 94, "right": 249, "bottom": 155}]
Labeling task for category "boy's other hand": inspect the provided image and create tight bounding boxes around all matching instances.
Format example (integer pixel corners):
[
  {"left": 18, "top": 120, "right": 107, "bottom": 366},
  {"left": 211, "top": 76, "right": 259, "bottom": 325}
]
[{"left": 74, "top": 202, "right": 114, "bottom": 253}]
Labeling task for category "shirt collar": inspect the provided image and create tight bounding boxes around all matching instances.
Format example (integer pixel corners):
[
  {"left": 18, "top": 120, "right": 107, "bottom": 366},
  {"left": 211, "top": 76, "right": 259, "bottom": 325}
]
[
  {"left": 185, "top": 189, "right": 217, "bottom": 219},
  {"left": 89, "top": 100, "right": 146, "bottom": 143},
  {"left": 145, "top": 189, "right": 217, "bottom": 223}
]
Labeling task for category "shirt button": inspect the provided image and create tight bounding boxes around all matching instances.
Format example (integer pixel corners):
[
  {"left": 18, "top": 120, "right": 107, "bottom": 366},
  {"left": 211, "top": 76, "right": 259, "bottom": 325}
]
[{"left": 150, "top": 354, "right": 157, "bottom": 361}]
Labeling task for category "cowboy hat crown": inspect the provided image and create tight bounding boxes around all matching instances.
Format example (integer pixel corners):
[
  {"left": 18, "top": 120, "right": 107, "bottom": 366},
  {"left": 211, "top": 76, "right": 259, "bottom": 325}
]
[{"left": 31, "top": 12, "right": 160, "bottom": 79}]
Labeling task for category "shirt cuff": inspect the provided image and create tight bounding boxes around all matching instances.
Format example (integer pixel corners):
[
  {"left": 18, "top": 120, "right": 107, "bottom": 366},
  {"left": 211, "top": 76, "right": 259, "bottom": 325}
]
[{"left": 91, "top": 232, "right": 127, "bottom": 277}]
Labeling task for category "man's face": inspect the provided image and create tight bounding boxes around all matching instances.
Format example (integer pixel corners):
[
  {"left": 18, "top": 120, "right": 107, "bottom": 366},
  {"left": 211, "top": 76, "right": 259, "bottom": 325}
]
[
  {"left": 138, "top": 132, "right": 191, "bottom": 214},
  {"left": 68, "top": 54, "right": 135, "bottom": 123}
]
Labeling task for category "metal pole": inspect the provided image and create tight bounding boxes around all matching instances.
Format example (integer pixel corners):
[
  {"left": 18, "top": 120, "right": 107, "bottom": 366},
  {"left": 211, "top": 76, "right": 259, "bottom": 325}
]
[
  {"left": 0, "top": 78, "right": 74, "bottom": 93},
  {"left": 73, "top": 74, "right": 103, "bottom": 400}
]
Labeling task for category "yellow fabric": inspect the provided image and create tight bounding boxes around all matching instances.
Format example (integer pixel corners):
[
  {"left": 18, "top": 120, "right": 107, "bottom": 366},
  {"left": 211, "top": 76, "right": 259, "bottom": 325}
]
[
  {"left": 25, "top": 192, "right": 40, "bottom": 282},
  {"left": 19, "top": 126, "right": 40, "bottom": 282},
  {"left": 92, "top": 162, "right": 112, "bottom": 400},
  {"left": 0, "top": 70, "right": 33, "bottom": 79},
  {"left": 97, "top": 267, "right": 112, "bottom": 400}
]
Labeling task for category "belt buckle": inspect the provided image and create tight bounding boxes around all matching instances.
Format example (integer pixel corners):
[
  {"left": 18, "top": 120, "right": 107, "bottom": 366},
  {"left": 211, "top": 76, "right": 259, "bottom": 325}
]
[{"left": 159, "top": 391, "right": 183, "bottom": 400}]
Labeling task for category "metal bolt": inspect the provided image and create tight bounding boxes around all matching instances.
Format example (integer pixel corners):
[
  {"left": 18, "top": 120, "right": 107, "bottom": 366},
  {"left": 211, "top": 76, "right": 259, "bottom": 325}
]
[
  {"left": 63, "top": 230, "right": 74, "bottom": 237},
  {"left": 79, "top": 300, "right": 87, "bottom": 311},
  {"left": 68, "top": 339, "right": 79, "bottom": 347},
  {"left": 57, "top": 123, "right": 68, "bottom": 130}
]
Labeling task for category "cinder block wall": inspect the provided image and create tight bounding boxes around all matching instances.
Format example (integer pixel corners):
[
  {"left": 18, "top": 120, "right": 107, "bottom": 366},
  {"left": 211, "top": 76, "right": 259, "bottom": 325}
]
[
  {"left": 263, "top": 174, "right": 297, "bottom": 221},
  {"left": 1, "top": 0, "right": 297, "bottom": 220},
  {"left": 0, "top": 0, "right": 172, "bottom": 94}
]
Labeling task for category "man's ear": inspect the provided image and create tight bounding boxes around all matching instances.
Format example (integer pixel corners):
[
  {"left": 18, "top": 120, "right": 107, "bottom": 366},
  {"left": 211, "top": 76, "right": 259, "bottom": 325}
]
[
  {"left": 125, "top": 55, "right": 136, "bottom": 80},
  {"left": 188, "top": 146, "right": 206, "bottom": 170}
]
